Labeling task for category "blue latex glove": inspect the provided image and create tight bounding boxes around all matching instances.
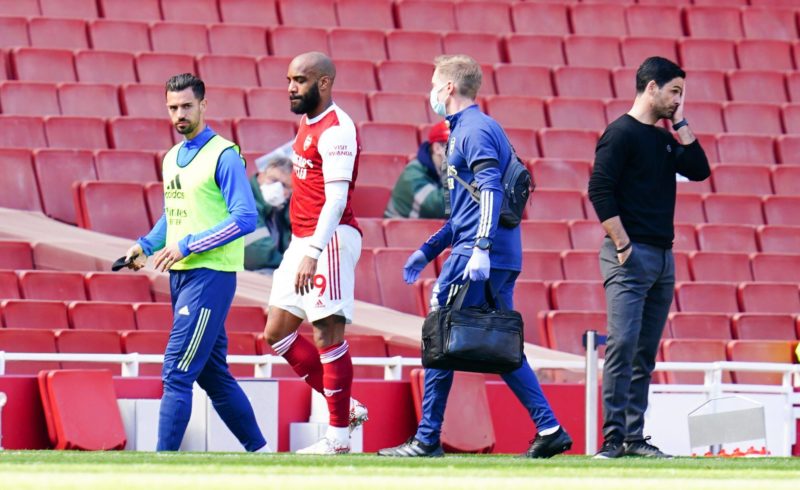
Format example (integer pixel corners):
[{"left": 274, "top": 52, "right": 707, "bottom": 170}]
[
  {"left": 462, "top": 247, "right": 490, "bottom": 282},
  {"left": 403, "top": 250, "right": 428, "bottom": 284}
]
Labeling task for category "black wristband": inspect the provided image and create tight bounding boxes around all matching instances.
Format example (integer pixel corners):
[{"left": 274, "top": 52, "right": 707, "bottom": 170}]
[
  {"left": 672, "top": 119, "right": 688, "bottom": 131},
  {"left": 615, "top": 242, "right": 632, "bottom": 254}
]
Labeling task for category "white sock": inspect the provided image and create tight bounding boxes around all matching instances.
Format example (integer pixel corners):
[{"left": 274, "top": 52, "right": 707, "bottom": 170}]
[
  {"left": 256, "top": 443, "right": 273, "bottom": 453},
  {"left": 539, "top": 425, "right": 560, "bottom": 436},
  {"left": 326, "top": 426, "right": 350, "bottom": 445}
]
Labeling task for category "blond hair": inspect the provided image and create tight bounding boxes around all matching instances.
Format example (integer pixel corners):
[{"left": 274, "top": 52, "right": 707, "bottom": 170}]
[{"left": 433, "top": 54, "right": 482, "bottom": 99}]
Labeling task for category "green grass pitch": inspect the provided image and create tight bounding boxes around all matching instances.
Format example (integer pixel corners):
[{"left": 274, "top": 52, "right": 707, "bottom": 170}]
[{"left": 0, "top": 451, "right": 798, "bottom": 490}]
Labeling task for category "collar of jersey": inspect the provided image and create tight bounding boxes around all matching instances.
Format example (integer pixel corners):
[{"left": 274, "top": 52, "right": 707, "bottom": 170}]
[
  {"left": 445, "top": 103, "right": 480, "bottom": 127},
  {"left": 182, "top": 125, "right": 214, "bottom": 150},
  {"left": 304, "top": 103, "right": 337, "bottom": 125}
]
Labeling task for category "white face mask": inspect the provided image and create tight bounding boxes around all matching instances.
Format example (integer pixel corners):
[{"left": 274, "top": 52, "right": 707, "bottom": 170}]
[
  {"left": 429, "top": 83, "right": 448, "bottom": 117},
  {"left": 260, "top": 181, "right": 286, "bottom": 208}
]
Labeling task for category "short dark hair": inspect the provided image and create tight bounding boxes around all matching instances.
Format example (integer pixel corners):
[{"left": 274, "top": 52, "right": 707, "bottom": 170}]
[
  {"left": 635, "top": 57, "right": 686, "bottom": 94},
  {"left": 165, "top": 73, "right": 205, "bottom": 100}
]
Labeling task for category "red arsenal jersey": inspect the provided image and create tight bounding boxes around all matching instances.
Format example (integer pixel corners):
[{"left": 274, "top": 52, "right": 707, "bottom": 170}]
[{"left": 290, "top": 103, "right": 360, "bottom": 237}]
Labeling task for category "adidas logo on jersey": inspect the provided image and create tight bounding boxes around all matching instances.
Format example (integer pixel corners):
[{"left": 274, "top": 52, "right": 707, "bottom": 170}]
[
  {"left": 315, "top": 298, "right": 325, "bottom": 308},
  {"left": 165, "top": 174, "right": 185, "bottom": 199}
]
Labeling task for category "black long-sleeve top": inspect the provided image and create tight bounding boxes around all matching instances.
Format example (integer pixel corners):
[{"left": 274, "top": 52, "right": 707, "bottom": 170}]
[{"left": 588, "top": 114, "right": 711, "bottom": 249}]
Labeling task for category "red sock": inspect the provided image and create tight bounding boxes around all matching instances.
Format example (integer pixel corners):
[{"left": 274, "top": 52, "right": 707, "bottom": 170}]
[
  {"left": 319, "top": 341, "right": 353, "bottom": 428},
  {"left": 272, "top": 331, "right": 323, "bottom": 393}
]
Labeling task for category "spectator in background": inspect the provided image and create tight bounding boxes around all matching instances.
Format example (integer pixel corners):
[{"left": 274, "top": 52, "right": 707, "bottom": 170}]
[
  {"left": 384, "top": 121, "right": 449, "bottom": 219},
  {"left": 244, "top": 156, "right": 293, "bottom": 271}
]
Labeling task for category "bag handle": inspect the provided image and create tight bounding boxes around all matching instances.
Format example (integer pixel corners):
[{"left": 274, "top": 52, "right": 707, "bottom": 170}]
[{"left": 450, "top": 279, "right": 509, "bottom": 312}]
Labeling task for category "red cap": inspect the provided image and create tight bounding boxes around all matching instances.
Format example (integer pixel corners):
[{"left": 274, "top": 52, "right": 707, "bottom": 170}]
[{"left": 427, "top": 120, "right": 450, "bottom": 144}]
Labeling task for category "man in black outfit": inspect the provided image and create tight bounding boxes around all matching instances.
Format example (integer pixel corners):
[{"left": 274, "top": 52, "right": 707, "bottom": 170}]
[{"left": 588, "top": 57, "right": 710, "bottom": 459}]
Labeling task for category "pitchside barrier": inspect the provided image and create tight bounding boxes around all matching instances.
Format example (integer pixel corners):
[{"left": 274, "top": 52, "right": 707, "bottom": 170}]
[{"left": 1, "top": 349, "right": 799, "bottom": 455}]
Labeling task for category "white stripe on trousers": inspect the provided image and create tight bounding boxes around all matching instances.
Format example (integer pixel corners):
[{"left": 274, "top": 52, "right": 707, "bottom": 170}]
[{"left": 177, "top": 307, "right": 211, "bottom": 372}]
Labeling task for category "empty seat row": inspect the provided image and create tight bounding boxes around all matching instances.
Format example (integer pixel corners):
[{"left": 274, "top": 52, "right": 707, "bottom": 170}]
[
  {"left": 0, "top": 271, "right": 154, "bottom": 302},
  {"left": 676, "top": 193, "right": 800, "bottom": 225},
  {"left": 669, "top": 311, "right": 800, "bottom": 341}
]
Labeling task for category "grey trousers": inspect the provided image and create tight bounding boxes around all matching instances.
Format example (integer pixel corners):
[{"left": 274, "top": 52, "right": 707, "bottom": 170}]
[{"left": 599, "top": 237, "right": 675, "bottom": 443}]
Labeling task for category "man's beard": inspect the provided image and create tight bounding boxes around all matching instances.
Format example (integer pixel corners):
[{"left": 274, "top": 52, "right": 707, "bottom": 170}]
[
  {"left": 290, "top": 82, "right": 321, "bottom": 115},
  {"left": 656, "top": 104, "right": 678, "bottom": 121},
  {"left": 175, "top": 119, "right": 198, "bottom": 135}
]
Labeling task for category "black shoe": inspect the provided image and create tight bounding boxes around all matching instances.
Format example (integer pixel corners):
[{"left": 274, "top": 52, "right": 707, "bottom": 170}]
[
  {"left": 377, "top": 437, "right": 444, "bottom": 457},
  {"left": 593, "top": 439, "right": 624, "bottom": 459},
  {"left": 524, "top": 427, "right": 573, "bottom": 458},
  {"left": 624, "top": 437, "right": 672, "bottom": 458}
]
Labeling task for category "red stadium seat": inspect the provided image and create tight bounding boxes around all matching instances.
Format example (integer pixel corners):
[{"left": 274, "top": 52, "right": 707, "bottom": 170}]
[
  {"left": 511, "top": 280, "right": 550, "bottom": 345},
  {"left": 685, "top": 6, "right": 743, "bottom": 39},
  {"left": 1, "top": 299, "right": 68, "bottom": 329},
  {"left": 45, "top": 115, "right": 108, "bottom": 149},
  {"left": 94, "top": 150, "right": 158, "bottom": 183},
  {"left": 354, "top": 249, "right": 382, "bottom": 305},
  {"left": 358, "top": 122, "right": 418, "bottom": 153},
  {"left": 442, "top": 33, "right": 501, "bottom": 65},
  {"left": 782, "top": 104, "right": 800, "bottom": 134},
  {"left": 677, "top": 70, "right": 728, "bottom": 103},
  {"left": 727, "top": 73, "right": 787, "bottom": 104},
  {"left": 149, "top": 21, "right": 209, "bottom": 54},
  {"left": 727, "top": 340, "right": 795, "bottom": 384},
  {"left": 0, "top": 0, "right": 39, "bottom": 16},
  {"left": 55, "top": 330, "right": 122, "bottom": 373},
  {"left": 197, "top": 54, "right": 259, "bottom": 88},
  {"left": 351, "top": 185, "right": 392, "bottom": 219},
  {"left": 519, "top": 221, "right": 571, "bottom": 251},
  {"left": 76, "top": 182, "right": 152, "bottom": 240},
  {"left": 108, "top": 117, "right": 174, "bottom": 151},
  {"left": 0, "top": 81, "right": 59, "bottom": 116},
  {"left": 68, "top": 301, "right": 137, "bottom": 331},
  {"left": 358, "top": 218, "right": 386, "bottom": 249},
  {"left": 494, "top": 65, "right": 553, "bottom": 98},
  {"left": 550, "top": 280, "right": 605, "bottom": 311},
  {"left": 711, "top": 164, "right": 773, "bottom": 195},
  {"left": 671, "top": 223, "right": 698, "bottom": 251},
  {"left": 484, "top": 96, "right": 546, "bottom": 130},
  {"left": 225, "top": 305, "right": 267, "bottom": 333},
  {"left": 383, "top": 219, "right": 445, "bottom": 249},
  {"left": 455, "top": 1, "right": 512, "bottom": 34},
  {"left": 676, "top": 177, "right": 712, "bottom": 196},
  {"left": 526, "top": 189, "right": 585, "bottom": 221},
  {"left": 757, "top": 224, "right": 800, "bottom": 253},
  {"left": 0, "top": 270, "right": 20, "bottom": 300},
  {"left": 771, "top": 165, "right": 800, "bottom": 195},
  {"left": 696, "top": 224, "right": 758, "bottom": 253},
  {"left": 738, "top": 282, "right": 800, "bottom": 313},
  {"left": 121, "top": 330, "right": 169, "bottom": 375},
  {"left": 11, "top": 48, "right": 75, "bottom": 83},
  {"left": 19, "top": 271, "right": 86, "bottom": 301},
  {"left": 219, "top": 0, "right": 278, "bottom": 25},
  {"left": 85, "top": 272, "right": 153, "bottom": 303},
  {"left": 545, "top": 311, "right": 607, "bottom": 356},
  {"left": 546, "top": 98, "right": 606, "bottom": 131},
  {"left": 751, "top": 253, "right": 800, "bottom": 282},
  {"left": 538, "top": 129, "right": 599, "bottom": 160},
  {"left": 731, "top": 313, "right": 797, "bottom": 340},
  {"left": 348, "top": 334, "right": 389, "bottom": 379},
  {"left": 374, "top": 247, "right": 435, "bottom": 315},
  {"left": 625, "top": 6, "right": 683, "bottom": 38},
  {"left": 620, "top": 37, "right": 678, "bottom": 68},
  {"left": 529, "top": 159, "right": 591, "bottom": 191},
  {"left": 33, "top": 149, "right": 97, "bottom": 224},
  {"left": 88, "top": 19, "right": 151, "bottom": 53},
  {"left": 329, "top": 90, "right": 369, "bottom": 122},
  {"left": 134, "top": 303, "right": 172, "bottom": 331},
  {"left": 564, "top": 35, "right": 621, "bottom": 69},
  {"left": 135, "top": 53, "right": 196, "bottom": 84},
  {"left": 715, "top": 134, "right": 775, "bottom": 164},
  {"left": 0, "top": 149, "right": 41, "bottom": 211},
  {"left": 385, "top": 31, "right": 443, "bottom": 63},
  {"left": 39, "top": 0, "right": 97, "bottom": 18},
  {"left": 74, "top": 50, "right": 137, "bottom": 84},
  {"left": 336, "top": 0, "right": 393, "bottom": 29},
  {"left": 562, "top": 250, "right": 602, "bottom": 281},
  {"left": 553, "top": 67, "right": 613, "bottom": 99},
  {"left": 376, "top": 61, "right": 433, "bottom": 94},
  {"left": 269, "top": 26, "right": 328, "bottom": 57},
  {"left": 511, "top": 3, "right": 569, "bottom": 36},
  {"left": 396, "top": 0, "right": 456, "bottom": 32},
  {"left": 0, "top": 329, "right": 59, "bottom": 374},
  {"left": 676, "top": 101, "right": 723, "bottom": 134},
  {"left": 329, "top": 28, "right": 386, "bottom": 61},
  {"left": 208, "top": 25, "right": 268, "bottom": 57},
  {"left": 203, "top": 86, "right": 247, "bottom": 119},
  {"left": 671, "top": 251, "right": 691, "bottom": 282},
  {"left": 519, "top": 251, "right": 564, "bottom": 281},
  {"left": 0, "top": 16, "right": 29, "bottom": 48},
  {"left": 98, "top": 0, "right": 160, "bottom": 20},
  {"left": 504, "top": 127, "right": 539, "bottom": 160},
  {"left": 28, "top": 18, "right": 88, "bottom": 50},
  {"left": 661, "top": 339, "right": 729, "bottom": 384},
  {"left": 610, "top": 67, "right": 637, "bottom": 101},
  {"left": 736, "top": 40, "right": 794, "bottom": 71},
  {"left": 669, "top": 312, "right": 732, "bottom": 339},
  {"left": 568, "top": 220, "right": 604, "bottom": 250},
  {"left": 762, "top": 195, "right": 800, "bottom": 225},
  {"left": 703, "top": 194, "right": 764, "bottom": 225},
  {"left": 120, "top": 84, "right": 165, "bottom": 118},
  {"left": 775, "top": 134, "right": 800, "bottom": 163},
  {"left": 58, "top": 83, "right": 120, "bottom": 118},
  {"left": 160, "top": 0, "right": 218, "bottom": 22},
  {"left": 675, "top": 282, "right": 739, "bottom": 313},
  {"left": 0, "top": 241, "right": 33, "bottom": 270},
  {"left": 741, "top": 7, "right": 797, "bottom": 40},
  {"left": 331, "top": 59, "right": 377, "bottom": 92},
  {"left": 678, "top": 40, "right": 737, "bottom": 71},
  {"left": 233, "top": 119, "right": 295, "bottom": 153},
  {"left": 246, "top": 87, "right": 299, "bottom": 121},
  {"left": 689, "top": 251, "right": 753, "bottom": 282},
  {"left": 504, "top": 35, "right": 565, "bottom": 67},
  {"left": 227, "top": 332, "right": 260, "bottom": 376},
  {"left": 570, "top": 4, "right": 627, "bottom": 36},
  {"left": 278, "top": 0, "right": 336, "bottom": 27},
  {"left": 368, "top": 92, "right": 429, "bottom": 124}
]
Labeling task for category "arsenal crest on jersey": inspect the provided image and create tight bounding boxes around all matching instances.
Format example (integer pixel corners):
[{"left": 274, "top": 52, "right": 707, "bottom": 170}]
[{"left": 303, "top": 135, "right": 313, "bottom": 151}]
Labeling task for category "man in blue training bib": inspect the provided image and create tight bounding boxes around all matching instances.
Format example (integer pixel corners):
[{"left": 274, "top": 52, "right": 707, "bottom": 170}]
[{"left": 378, "top": 55, "right": 572, "bottom": 458}]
